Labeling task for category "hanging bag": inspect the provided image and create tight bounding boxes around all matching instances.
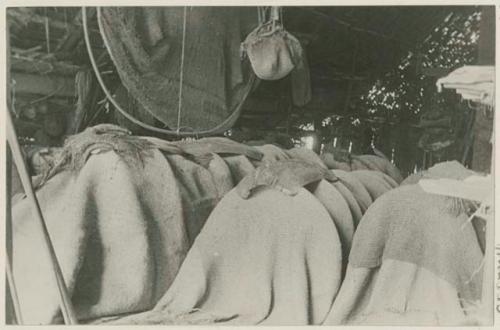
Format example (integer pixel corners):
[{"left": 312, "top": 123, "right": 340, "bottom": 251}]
[{"left": 241, "top": 7, "right": 303, "bottom": 81}]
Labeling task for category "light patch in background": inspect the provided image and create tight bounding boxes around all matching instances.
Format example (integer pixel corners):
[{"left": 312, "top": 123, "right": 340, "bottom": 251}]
[{"left": 301, "top": 135, "right": 316, "bottom": 150}]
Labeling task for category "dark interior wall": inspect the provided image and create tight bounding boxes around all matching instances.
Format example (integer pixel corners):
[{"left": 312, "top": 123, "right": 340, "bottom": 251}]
[{"left": 471, "top": 6, "right": 495, "bottom": 173}]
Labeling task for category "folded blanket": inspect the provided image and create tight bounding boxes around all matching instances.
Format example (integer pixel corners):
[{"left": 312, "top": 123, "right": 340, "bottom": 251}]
[{"left": 104, "top": 187, "right": 343, "bottom": 325}]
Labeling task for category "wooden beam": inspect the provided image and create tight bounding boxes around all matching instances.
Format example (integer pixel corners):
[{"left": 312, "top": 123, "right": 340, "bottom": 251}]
[
  {"left": 8, "top": 9, "right": 70, "bottom": 31},
  {"left": 301, "top": 8, "right": 412, "bottom": 48},
  {"left": 10, "top": 55, "right": 81, "bottom": 76},
  {"left": 11, "top": 72, "right": 75, "bottom": 97},
  {"left": 55, "top": 8, "right": 96, "bottom": 53}
]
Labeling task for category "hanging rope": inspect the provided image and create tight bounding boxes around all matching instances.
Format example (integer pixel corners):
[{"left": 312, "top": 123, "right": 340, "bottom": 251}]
[
  {"left": 44, "top": 8, "right": 51, "bottom": 54},
  {"left": 83, "top": 7, "right": 256, "bottom": 137},
  {"left": 176, "top": 7, "right": 188, "bottom": 134}
]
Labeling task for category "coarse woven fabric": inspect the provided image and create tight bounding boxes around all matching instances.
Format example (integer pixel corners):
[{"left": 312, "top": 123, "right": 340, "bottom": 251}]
[
  {"left": 236, "top": 159, "right": 337, "bottom": 199},
  {"left": 320, "top": 152, "right": 403, "bottom": 184},
  {"left": 325, "top": 184, "right": 484, "bottom": 325},
  {"left": 331, "top": 180, "right": 364, "bottom": 227},
  {"left": 331, "top": 170, "right": 372, "bottom": 214},
  {"left": 323, "top": 259, "right": 478, "bottom": 325},
  {"left": 290, "top": 50, "right": 312, "bottom": 107},
  {"left": 241, "top": 22, "right": 295, "bottom": 81},
  {"left": 174, "top": 137, "right": 263, "bottom": 161},
  {"left": 286, "top": 147, "right": 328, "bottom": 169},
  {"left": 103, "top": 187, "right": 343, "bottom": 325},
  {"left": 252, "top": 144, "right": 291, "bottom": 165},
  {"left": 163, "top": 153, "right": 232, "bottom": 245},
  {"left": 349, "top": 184, "right": 483, "bottom": 297},
  {"left": 35, "top": 124, "right": 155, "bottom": 188},
  {"left": 99, "top": 7, "right": 254, "bottom": 131},
  {"left": 12, "top": 150, "right": 191, "bottom": 324},
  {"left": 310, "top": 180, "right": 354, "bottom": 271},
  {"left": 349, "top": 170, "right": 393, "bottom": 201},
  {"left": 320, "top": 153, "right": 351, "bottom": 171},
  {"left": 356, "top": 154, "right": 404, "bottom": 183},
  {"left": 222, "top": 154, "right": 256, "bottom": 183},
  {"left": 401, "top": 160, "right": 477, "bottom": 186},
  {"left": 369, "top": 170, "right": 399, "bottom": 189},
  {"left": 350, "top": 157, "right": 368, "bottom": 171},
  {"left": 206, "top": 153, "right": 235, "bottom": 197}
]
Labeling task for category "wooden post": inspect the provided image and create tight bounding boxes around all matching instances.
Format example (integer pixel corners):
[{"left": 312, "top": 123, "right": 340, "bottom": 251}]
[
  {"left": 471, "top": 6, "right": 495, "bottom": 173},
  {"left": 477, "top": 5, "right": 495, "bottom": 325},
  {"left": 5, "top": 19, "right": 22, "bottom": 324},
  {"left": 6, "top": 110, "right": 78, "bottom": 325}
]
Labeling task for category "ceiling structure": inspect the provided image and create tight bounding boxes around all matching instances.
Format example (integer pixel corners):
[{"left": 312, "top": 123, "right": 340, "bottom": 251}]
[{"left": 7, "top": 6, "right": 481, "bottom": 133}]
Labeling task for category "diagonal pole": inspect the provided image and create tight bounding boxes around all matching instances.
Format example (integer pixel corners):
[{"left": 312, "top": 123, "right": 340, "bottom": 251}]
[
  {"left": 5, "top": 252, "right": 23, "bottom": 324},
  {"left": 6, "top": 143, "right": 23, "bottom": 324},
  {"left": 5, "top": 110, "right": 78, "bottom": 324}
]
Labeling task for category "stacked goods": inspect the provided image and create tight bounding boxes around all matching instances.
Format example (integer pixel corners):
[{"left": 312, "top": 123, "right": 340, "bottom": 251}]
[
  {"left": 321, "top": 152, "right": 404, "bottom": 184},
  {"left": 11, "top": 125, "right": 403, "bottom": 324},
  {"left": 101, "top": 158, "right": 399, "bottom": 325}
]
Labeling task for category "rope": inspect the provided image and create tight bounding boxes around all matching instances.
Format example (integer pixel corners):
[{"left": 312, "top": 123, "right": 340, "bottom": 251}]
[
  {"left": 44, "top": 8, "right": 50, "bottom": 54},
  {"left": 83, "top": 7, "right": 256, "bottom": 137},
  {"left": 176, "top": 7, "right": 188, "bottom": 134}
]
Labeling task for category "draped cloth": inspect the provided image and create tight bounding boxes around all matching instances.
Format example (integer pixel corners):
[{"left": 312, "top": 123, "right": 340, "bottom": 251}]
[
  {"left": 11, "top": 146, "right": 238, "bottom": 324},
  {"left": 99, "top": 7, "right": 255, "bottom": 132},
  {"left": 12, "top": 150, "right": 191, "bottom": 324},
  {"left": 102, "top": 187, "right": 343, "bottom": 325},
  {"left": 323, "top": 184, "right": 484, "bottom": 325}
]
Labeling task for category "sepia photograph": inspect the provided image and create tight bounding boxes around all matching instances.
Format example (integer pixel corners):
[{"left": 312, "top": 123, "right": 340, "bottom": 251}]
[{"left": 1, "top": 1, "right": 496, "bottom": 326}]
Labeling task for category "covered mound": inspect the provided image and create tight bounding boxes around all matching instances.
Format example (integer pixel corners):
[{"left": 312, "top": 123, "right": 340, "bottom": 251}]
[
  {"left": 12, "top": 150, "right": 191, "bottom": 324},
  {"left": 11, "top": 128, "right": 245, "bottom": 324},
  {"left": 104, "top": 187, "right": 343, "bottom": 325},
  {"left": 11, "top": 125, "right": 402, "bottom": 324},
  {"left": 323, "top": 184, "right": 484, "bottom": 325}
]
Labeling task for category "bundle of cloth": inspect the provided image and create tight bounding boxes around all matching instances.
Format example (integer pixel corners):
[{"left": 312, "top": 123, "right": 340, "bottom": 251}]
[
  {"left": 436, "top": 65, "right": 494, "bottom": 107},
  {"left": 10, "top": 125, "right": 400, "bottom": 324},
  {"left": 323, "top": 161, "right": 486, "bottom": 326}
]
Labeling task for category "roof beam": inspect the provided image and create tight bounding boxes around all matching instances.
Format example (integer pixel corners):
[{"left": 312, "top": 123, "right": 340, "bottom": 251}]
[{"left": 300, "top": 8, "right": 412, "bottom": 48}]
